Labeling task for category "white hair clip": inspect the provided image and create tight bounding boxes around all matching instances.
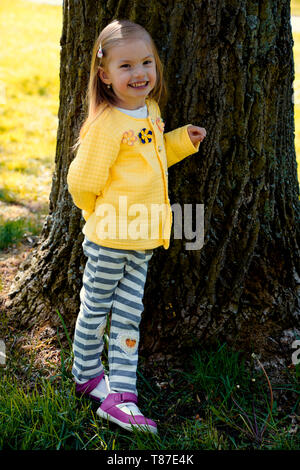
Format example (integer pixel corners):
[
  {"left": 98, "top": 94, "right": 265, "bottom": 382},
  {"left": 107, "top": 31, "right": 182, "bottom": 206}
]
[{"left": 97, "top": 44, "right": 103, "bottom": 59}]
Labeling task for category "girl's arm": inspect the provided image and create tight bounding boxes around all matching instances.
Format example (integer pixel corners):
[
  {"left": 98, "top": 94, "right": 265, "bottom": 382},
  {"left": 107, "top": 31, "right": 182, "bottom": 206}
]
[
  {"left": 164, "top": 125, "right": 203, "bottom": 168},
  {"left": 154, "top": 101, "right": 205, "bottom": 168},
  {"left": 67, "top": 120, "right": 120, "bottom": 214}
]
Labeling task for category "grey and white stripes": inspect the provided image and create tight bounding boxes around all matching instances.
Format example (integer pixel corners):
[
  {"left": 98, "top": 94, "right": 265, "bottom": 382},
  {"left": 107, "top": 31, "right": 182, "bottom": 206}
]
[{"left": 72, "top": 237, "right": 153, "bottom": 395}]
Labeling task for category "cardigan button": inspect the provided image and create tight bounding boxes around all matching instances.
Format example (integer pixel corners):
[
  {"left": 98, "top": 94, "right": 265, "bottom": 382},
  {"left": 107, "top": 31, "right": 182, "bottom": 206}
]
[
  {"left": 151, "top": 118, "right": 155, "bottom": 123},
  {"left": 158, "top": 146, "right": 162, "bottom": 152}
]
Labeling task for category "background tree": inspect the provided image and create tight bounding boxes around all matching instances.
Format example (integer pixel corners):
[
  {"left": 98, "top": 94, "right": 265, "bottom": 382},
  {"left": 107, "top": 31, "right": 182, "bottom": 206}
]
[{"left": 8, "top": 0, "right": 300, "bottom": 367}]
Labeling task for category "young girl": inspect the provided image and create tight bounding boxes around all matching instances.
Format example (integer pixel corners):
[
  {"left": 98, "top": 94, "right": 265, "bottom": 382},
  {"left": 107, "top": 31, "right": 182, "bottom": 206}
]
[{"left": 67, "top": 19, "right": 206, "bottom": 434}]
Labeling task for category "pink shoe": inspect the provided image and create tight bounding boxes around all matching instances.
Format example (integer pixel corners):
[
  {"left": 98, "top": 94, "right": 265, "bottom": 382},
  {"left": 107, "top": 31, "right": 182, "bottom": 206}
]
[
  {"left": 96, "top": 392, "right": 157, "bottom": 434},
  {"left": 75, "top": 371, "right": 107, "bottom": 403}
]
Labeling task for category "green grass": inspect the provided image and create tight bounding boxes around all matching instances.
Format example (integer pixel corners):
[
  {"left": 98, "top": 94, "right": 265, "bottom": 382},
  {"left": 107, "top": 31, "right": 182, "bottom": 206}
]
[
  {"left": 0, "top": 324, "right": 299, "bottom": 450},
  {"left": 0, "top": 215, "right": 43, "bottom": 250}
]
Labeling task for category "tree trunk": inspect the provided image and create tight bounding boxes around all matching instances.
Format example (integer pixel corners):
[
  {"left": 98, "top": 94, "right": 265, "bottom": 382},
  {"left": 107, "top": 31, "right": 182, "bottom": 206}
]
[{"left": 7, "top": 0, "right": 300, "bottom": 366}]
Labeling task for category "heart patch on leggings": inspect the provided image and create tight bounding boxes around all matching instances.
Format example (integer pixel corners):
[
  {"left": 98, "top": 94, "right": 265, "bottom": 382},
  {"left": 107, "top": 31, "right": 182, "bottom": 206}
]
[
  {"left": 117, "top": 333, "right": 139, "bottom": 355},
  {"left": 126, "top": 338, "right": 136, "bottom": 348}
]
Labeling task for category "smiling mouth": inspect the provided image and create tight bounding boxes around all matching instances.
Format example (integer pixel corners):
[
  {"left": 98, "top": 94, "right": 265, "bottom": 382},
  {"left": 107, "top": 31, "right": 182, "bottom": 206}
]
[{"left": 128, "top": 81, "right": 149, "bottom": 88}]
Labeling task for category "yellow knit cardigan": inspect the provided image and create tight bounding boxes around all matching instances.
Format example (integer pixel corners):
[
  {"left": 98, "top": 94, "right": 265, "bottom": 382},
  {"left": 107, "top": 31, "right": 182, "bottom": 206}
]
[{"left": 67, "top": 98, "right": 199, "bottom": 250}]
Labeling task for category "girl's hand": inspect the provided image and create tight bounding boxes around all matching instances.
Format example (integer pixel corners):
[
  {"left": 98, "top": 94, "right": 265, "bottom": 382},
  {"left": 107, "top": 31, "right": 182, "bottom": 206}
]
[{"left": 187, "top": 125, "right": 207, "bottom": 146}]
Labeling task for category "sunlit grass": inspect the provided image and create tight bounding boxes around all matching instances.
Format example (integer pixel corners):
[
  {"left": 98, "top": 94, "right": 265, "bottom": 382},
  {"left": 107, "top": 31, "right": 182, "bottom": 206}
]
[
  {"left": 0, "top": 214, "right": 42, "bottom": 250},
  {"left": 0, "top": 0, "right": 61, "bottom": 205},
  {"left": 293, "top": 32, "right": 300, "bottom": 184},
  {"left": 292, "top": 0, "right": 300, "bottom": 16},
  {"left": 291, "top": 3, "right": 300, "bottom": 185}
]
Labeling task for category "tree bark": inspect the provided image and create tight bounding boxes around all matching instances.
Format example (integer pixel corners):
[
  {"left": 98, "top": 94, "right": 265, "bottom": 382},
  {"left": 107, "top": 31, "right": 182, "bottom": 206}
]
[{"left": 7, "top": 0, "right": 300, "bottom": 366}]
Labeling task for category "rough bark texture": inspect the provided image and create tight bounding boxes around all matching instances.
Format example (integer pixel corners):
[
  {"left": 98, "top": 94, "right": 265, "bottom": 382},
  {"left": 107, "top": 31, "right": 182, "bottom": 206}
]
[{"left": 7, "top": 0, "right": 300, "bottom": 367}]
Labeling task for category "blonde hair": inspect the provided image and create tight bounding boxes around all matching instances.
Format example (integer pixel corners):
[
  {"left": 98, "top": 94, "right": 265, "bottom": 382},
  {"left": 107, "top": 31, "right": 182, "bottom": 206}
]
[{"left": 75, "top": 19, "right": 167, "bottom": 147}]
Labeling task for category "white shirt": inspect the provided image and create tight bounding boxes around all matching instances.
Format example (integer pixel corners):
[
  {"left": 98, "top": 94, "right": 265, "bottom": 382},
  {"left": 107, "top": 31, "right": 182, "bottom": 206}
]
[{"left": 115, "top": 104, "right": 148, "bottom": 119}]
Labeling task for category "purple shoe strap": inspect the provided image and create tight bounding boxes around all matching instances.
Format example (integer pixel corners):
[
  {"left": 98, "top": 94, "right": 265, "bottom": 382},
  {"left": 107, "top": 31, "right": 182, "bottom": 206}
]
[
  {"left": 75, "top": 371, "right": 105, "bottom": 394},
  {"left": 99, "top": 392, "right": 157, "bottom": 428},
  {"left": 101, "top": 392, "right": 138, "bottom": 412}
]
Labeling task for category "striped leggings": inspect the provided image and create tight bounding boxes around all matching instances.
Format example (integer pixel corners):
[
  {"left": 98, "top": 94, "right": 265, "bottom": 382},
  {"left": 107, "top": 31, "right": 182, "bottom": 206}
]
[{"left": 72, "top": 237, "right": 153, "bottom": 395}]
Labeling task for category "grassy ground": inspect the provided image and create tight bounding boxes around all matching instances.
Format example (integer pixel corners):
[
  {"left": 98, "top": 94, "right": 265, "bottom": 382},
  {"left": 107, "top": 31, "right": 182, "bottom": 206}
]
[
  {"left": 1, "top": 325, "right": 299, "bottom": 451},
  {"left": 0, "top": 0, "right": 299, "bottom": 451}
]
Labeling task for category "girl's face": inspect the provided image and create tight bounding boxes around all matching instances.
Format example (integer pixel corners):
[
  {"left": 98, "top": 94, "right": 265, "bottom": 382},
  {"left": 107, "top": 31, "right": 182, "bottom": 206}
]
[{"left": 99, "top": 39, "right": 157, "bottom": 109}]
